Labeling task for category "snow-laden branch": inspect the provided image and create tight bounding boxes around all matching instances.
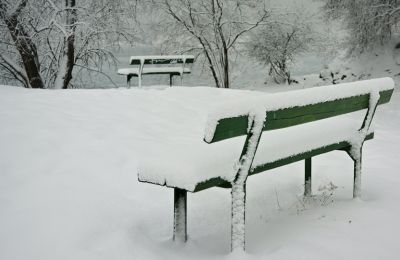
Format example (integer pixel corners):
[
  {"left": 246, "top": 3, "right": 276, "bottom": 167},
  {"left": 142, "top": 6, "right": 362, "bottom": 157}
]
[
  {"left": 162, "top": 0, "right": 269, "bottom": 88},
  {"left": 0, "top": 53, "right": 29, "bottom": 86},
  {"left": 1, "top": 0, "right": 137, "bottom": 88}
]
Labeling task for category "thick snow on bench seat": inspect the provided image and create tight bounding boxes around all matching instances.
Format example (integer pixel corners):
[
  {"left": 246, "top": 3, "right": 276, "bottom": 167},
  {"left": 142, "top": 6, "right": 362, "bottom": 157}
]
[
  {"left": 138, "top": 78, "right": 394, "bottom": 191},
  {"left": 138, "top": 116, "right": 371, "bottom": 191},
  {"left": 118, "top": 67, "right": 191, "bottom": 75}
]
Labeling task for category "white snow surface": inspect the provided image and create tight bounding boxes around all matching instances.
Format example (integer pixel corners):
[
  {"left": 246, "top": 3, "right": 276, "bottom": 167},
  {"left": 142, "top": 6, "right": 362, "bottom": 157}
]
[{"left": 0, "top": 82, "right": 399, "bottom": 260}]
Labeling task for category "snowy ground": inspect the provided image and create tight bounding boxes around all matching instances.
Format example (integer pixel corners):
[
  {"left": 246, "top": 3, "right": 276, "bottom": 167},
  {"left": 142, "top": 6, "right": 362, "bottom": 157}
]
[{"left": 0, "top": 83, "right": 399, "bottom": 260}]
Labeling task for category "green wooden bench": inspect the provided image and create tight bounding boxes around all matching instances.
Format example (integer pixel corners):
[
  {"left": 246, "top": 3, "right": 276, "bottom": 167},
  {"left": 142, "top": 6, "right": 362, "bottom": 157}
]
[
  {"left": 138, "top": 78, "right": 394, "bottom": 251},
  {"left": 117, "top": 55, "right": 194, "bottom": 87}
]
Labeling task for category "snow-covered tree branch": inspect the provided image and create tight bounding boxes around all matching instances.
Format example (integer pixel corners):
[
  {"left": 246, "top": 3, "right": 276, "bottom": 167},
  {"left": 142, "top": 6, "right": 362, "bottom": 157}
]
[
  {"left": 0, "top": 0, "right": 138, "bottom": 88},
  {"left": 322, "top": 0, "right": 400, "bottom": 53},
  {"left": 153, "top": 0, "right": 270, "bottom": 88}
]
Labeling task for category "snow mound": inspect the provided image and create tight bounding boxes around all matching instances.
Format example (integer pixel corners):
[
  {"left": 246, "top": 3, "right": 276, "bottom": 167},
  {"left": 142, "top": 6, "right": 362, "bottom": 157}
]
[{"left": 0, "top": 82, "right": 398, "bottom": 259}]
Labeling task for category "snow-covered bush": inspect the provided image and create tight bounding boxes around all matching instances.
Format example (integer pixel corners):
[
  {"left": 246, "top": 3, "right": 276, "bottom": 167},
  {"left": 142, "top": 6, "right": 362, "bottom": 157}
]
[
  {"left": 322, "top": 0, "right": 400, "bottom": 54},
  {"left": 247, "top": 9, "right": 317, "bottom": 85}
]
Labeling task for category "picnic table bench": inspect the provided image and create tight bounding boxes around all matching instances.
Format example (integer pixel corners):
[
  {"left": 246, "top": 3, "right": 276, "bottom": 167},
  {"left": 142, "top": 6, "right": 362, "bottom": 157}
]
[
  {"left": 137, "top": 78, "right": 394, "bottom": 251},
  {"left": 118, "top": 55, "right": 194, "bottom": 87}
]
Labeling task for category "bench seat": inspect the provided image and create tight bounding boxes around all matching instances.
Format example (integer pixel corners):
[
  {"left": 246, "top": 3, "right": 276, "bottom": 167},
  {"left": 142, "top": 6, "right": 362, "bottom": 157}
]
[
  {"left": 138, "top": 109, "right": 373, "bottom": 192},
  {"left": 118, "top": 67, "right": 191, "bottom": 76}
]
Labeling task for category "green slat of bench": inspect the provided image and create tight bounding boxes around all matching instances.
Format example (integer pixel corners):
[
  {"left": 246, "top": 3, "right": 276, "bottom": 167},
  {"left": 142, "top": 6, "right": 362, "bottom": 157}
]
[
  {"left": 127, "top": 71, "right": 191, "bottom": 76},
  {"left": 130, "top": 58, "right": 195, "bottom": 65},
  {"left": 265, "top": 89, "right": 393, "bottom": 130},
  {"left": 208, "top": 116, "right": 249, "bottom": 144},
  {"left": 251, "top": 132, "right": 374, "bottom": 175},
  {"left": 207, "top": 89, "right": 393, "bottom": 143},
  {"left": 193, "top": 132, "right": 374, "bottom": 192}
]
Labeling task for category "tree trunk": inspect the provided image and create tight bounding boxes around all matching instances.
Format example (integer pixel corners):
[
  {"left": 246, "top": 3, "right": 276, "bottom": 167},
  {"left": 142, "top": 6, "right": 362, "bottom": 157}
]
[
  {"left": 0, "top": 1, "right": 44, "bottom": 88},
  {"left": 223, "top": 48, "right": 229, "bottom": 88},
  {"left": 55, "top": 0, "right": 76, "bottom": 89}
]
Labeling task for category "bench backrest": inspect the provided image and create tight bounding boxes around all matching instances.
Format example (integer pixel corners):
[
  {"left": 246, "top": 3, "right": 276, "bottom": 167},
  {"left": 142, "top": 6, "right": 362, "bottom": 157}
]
[
  {"left": 205, "top": 79, "right": 394, "bottom": 144},
  {"left": 130, "top": 55, "right": 195, "bottom": 65}
]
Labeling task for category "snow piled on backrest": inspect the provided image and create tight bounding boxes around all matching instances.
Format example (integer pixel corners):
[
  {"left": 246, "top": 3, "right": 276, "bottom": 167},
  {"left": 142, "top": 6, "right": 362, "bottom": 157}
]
[
  {"left": 129, "top": 55, "right": 195, "bottom": 64},
  {"left": 204, "top": 77, "right": 394, "bottom": 143}
]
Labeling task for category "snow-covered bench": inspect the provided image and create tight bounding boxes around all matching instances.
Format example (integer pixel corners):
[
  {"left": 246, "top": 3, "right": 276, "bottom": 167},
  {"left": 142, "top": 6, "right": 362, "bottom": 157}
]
[
  {"left": 117, "top": 55, "right": 194, "bottom": 87},
  {"left": 137, "top": 78, "right": 394, "bottom": 251}
]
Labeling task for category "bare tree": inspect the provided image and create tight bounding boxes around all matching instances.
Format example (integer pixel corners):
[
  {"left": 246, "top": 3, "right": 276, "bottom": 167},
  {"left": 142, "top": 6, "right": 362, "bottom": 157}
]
[
  {"left": 54, "top": 0, "right": 77, "bottom": 89},
  {"left": 156, "top": 0, "right": 269, "bottom": 88},
  {"left": 0, "top": 0, "right": 137, "bottom": 89},
  {"left": 248, "top": 10, "right": 317, "bottom": 84},
  {"left": 0, "top": 0, "right": 44, "bottom": 88}
]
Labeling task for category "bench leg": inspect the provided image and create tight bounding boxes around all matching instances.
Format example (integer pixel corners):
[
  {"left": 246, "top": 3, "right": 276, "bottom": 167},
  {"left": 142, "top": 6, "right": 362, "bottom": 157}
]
[
  {"left": 173, "top": 188, "right": 187, "bottom": 242},
  {"left": 231, "top": 183, "right": 246, "bottom": 251},
  {"left": 353, "top": 146, "right": 363, "bottom": 198},
  {"left": 304, "top": 157, "right": 312, "bottom": 197},
  {"left": 127, "top": 75, "right": 132, "bottom": 88},
  {"left": 169, "top": 74, "right": 173, "bottom": 87}
]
